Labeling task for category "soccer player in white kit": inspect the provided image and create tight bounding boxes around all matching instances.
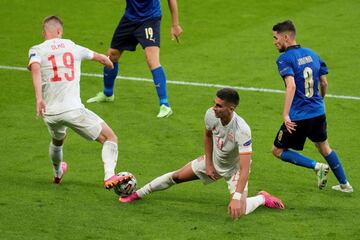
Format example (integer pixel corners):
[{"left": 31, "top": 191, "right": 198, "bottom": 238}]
[
  {"left": 28, "top": 16, "right": 130, "bottom": 189},
  {"left": 120, "top": 88, "right": 284, "bottom": 220}
]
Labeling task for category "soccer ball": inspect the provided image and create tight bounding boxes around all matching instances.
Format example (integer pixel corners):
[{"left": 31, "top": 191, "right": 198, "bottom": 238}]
[{"left": 113, "top": 172, "right": 137, "bottom": 197}]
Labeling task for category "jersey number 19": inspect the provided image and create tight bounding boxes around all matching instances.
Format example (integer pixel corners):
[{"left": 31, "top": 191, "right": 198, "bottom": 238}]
[{"left": 48, "top": 52, "right": 75, "bottom": 82}]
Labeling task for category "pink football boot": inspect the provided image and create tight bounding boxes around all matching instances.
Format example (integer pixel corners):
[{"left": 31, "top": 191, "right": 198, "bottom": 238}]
[
  {"left": 258, "top": 191, "right": 285, "bottom": 209},
  {"left": 53, "top": 162, "right": 68, "bottom": 184}
]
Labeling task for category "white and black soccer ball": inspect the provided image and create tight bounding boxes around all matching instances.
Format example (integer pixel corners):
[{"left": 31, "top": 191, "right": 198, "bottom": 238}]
[{"left": 113, "top": 172, "right": 137, "bottom": 197}]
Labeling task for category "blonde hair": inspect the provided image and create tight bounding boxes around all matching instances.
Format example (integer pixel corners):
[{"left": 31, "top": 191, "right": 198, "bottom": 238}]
[{"left": 42, "top": 15, "right": 63, "bottom": 32}]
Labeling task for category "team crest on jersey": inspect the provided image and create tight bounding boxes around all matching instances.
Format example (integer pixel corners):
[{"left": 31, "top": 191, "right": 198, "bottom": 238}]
[
  {"left": 29, "top": 53, "right": 36, "bottom": 60},
  {"left": 243, "top": 139, "right": 252, "bottom": 147}
]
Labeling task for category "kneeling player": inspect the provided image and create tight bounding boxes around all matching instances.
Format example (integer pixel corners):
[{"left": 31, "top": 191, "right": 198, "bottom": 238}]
[{"left": 120, "top": 88, "right": 284, "bottom": 220}]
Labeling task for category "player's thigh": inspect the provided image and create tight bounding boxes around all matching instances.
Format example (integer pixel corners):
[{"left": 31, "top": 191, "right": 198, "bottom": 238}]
[
  {"left": 190, "top": 155, "right": 218, "bottom": 185},
  {"left": 172, "top": 162, "right": 199, "bottom": 183},
  {"left": 308, "top": 115, "right": 327, "bottom": 143},
  {"left": 273, "top": 122, "right": 307, "bottom": 151},
  {"left": 134, "top": 17, "right": 161, "bottom": 49},
  {"left": 225, "top": 171, "right": 249, "bottom": 194},
  {"left": 110, "top": 16, "right": 139, "bottom": 52},
  {"left": 63, "top": 109, "right": 103, "bottom": 141},
  {"left": 43, "top": 115, "right": 67, "bottom": 141}
]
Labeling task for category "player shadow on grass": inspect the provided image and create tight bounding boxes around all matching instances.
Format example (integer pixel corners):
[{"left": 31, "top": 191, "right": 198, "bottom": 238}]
[{"left": 20, "top": 175, "right": 102, "bottom": 190}]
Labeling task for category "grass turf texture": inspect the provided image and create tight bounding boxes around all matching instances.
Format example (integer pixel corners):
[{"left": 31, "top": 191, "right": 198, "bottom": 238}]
[{"left": 0, "top": 0, "right": 359, "bottom": 239}]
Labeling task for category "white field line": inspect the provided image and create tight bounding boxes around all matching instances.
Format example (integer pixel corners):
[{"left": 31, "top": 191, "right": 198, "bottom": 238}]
[{"left": 1, "top": 65, "right": 359, "bottom": 100}]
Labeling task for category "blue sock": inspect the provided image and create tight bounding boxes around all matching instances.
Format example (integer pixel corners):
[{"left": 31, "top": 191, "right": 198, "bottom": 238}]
[
  {"left": 103, "top": 62, "right": 118, "bottom": 97},
  {"left": 325, "top": 151, "right": 347, "bottom": 184},
  {"left": 151, "top": 66, "right": 169, "bottom": 107},
  {"left": 280, "top": 150, "right": 317, "bottom": 169}
]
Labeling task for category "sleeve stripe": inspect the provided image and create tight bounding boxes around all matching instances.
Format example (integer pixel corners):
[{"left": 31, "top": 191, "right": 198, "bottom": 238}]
[{"left": 239, "top": 152, "right": 252, "bottom": 155}]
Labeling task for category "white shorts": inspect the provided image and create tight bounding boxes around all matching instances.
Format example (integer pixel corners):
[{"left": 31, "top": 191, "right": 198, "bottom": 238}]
[
  {"left": 43, "top": 108, "right": 104, "bottom": 141},
  {"left": 191, "top": 155, "right": 249, "bottom": 194}
]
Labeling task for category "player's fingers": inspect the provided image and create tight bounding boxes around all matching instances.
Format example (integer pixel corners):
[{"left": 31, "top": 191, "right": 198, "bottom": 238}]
[
  {"left": 232, "top": 208, "right": 239, "bottom": 220},
  {"left": 171, "top": 35, "right": 180, "bottom": 43},
  {"left": 286, "top": 126, "right": 293, "bottom": 134}
]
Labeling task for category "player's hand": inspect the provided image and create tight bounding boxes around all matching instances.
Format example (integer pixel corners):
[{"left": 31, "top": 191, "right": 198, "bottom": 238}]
[
  {"left": 205, "top": 164, "right": 218, "bottom": 181},
  {"left": 228, "top": 198, "right": 246, "bottom": 220},
  {"left": 171, "top": 25, "right": 183, "bottom": 43},
  {"left": 36, "top": 99, "right": 46, "bottom": 117},
  {"left": 106, "top": 56, "right": 114, "bottom": 70},
  {"left": 284, "top": 115, "right": 296, "bottom": 134}
]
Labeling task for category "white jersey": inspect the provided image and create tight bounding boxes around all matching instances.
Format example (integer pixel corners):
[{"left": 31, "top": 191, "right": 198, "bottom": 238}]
[
  {"left": 205, "top": 108, "right": 252, "bottom": 177},
  {"left": 28, "top": 38, "right": 94, "bottom": 115}
]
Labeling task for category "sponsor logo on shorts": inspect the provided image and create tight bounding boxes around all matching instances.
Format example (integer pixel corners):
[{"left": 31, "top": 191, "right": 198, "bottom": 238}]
[{"left": 278, "top": 130, "right": 283, "bottom": 141}]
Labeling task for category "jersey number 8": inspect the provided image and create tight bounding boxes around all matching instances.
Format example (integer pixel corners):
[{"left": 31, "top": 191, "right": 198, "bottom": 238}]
[{"left": 303, "top": 67, "right": 314, "bottom": 98}]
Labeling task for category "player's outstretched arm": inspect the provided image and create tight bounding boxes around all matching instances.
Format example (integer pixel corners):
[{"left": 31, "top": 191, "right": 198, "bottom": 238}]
[
  {"left": 168, "top": 0, "right": 183, "bottom": 42},
  {"left": 30, "top": 63, "right": 46, "bottom": 117},
  {"left": 92, "top": 53, "right": 114, "bottom": 69}
]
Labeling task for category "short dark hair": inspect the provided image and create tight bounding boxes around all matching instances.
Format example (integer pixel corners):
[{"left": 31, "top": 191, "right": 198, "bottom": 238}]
[
  {"left": 272, "top": 20, "right": 296, "bottom": 35},
  {"left": 216, "top": 88, "right": 240, "bottom": 107},
  {"left": 43, "top": 15, "right": 63, "bottom": 28}
]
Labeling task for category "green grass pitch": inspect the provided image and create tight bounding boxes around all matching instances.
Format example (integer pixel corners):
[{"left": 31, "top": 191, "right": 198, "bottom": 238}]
[{"left": 0, "top": 0, "right": 359, "bottom": 239}]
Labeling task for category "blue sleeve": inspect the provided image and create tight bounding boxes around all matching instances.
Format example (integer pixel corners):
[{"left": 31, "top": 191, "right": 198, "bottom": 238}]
[
  {"left": 319, "top": 58, "right": 328, "bottom": 76},
  {"left": 276, "top": 55, "right": 294, "bottom": 78}
]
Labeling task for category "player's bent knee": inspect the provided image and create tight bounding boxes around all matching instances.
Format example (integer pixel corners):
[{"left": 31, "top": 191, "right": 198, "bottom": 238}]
[
  {"left": 107, "top": 49, "right": 121, "bottom": 62},
  {"left": 272, "top": 146, "right": 282, "bottom": 158},
  {"left": 172, "top": 172, "right": 182, "bottom": 183},
  {"left": 97, "top": 124, "right": 118, "bottom": 144},
  {"left": 52, "top": 138, "right": 64, "bottom": 146}
]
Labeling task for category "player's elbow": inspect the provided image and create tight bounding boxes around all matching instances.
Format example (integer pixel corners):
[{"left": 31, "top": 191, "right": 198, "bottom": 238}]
[{"left": 286, "top": 83, "right": 296, "bottom": 92}]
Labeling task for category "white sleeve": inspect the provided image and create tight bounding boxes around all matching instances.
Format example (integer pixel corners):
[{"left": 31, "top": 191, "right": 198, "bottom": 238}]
[
  {"left": 28, "top": 46, "right": 41, "bottom": 69},
  {"left": 204, "top": 108, "right": 216, "bottom": 130},
  {"left": 236, "top": 122, "right": 252, "bottom": 154},
  {"left": 76, "top": 44, "right": 94, "bottom": 61}
]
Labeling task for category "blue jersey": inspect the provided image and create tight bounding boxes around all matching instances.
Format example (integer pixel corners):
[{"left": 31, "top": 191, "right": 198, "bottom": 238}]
[
  {"left": 124, "top": 0, "right": 162, "bottom": 21},
  {"left": 276, "top": 45, "right": 328, "bottom": 121}
]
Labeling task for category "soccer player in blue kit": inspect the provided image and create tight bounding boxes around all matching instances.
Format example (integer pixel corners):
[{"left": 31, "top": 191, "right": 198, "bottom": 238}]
[
  {"left": 87, "top": 0, "right": 183, "bottom": 118},
  {"left": 271, "top": 20, "right": 353, "bottom": 193}
]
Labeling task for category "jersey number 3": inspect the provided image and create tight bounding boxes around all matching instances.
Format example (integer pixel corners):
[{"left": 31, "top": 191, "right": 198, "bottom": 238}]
[
  {"left": 303, "top": 67, "right": 314, "bottom": 98},
  {"left": 48, "top": 52, "right": 75, "bottom": 82}
]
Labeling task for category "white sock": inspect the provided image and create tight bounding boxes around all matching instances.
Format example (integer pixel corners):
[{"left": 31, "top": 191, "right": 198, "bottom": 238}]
[
  {"left": 102, "top": 141, "right": 118, "bottom": 180},
  {"left": 49, "top": 143, "right": 63, "bottom": 177},
  {"left": 137, "top": 172, "right": 176, "bottom": 198},
  {"left": 245, "top": 195, "right": 265, "bottom": 215}
]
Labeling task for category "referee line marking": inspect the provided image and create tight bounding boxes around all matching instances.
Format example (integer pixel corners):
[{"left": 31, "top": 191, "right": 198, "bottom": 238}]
[{"left": 1, "top": 64, "right": 359, "bottom": 100}]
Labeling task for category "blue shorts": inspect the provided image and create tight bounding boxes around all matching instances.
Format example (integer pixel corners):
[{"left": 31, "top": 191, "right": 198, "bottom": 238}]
[
  {"left": 110, "top": 16, "right": 161, "bottom": 51},
  {"left": 274, "top": 114, "right": 328, "bottom": 151}
]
